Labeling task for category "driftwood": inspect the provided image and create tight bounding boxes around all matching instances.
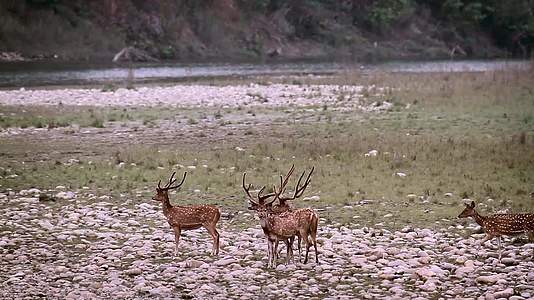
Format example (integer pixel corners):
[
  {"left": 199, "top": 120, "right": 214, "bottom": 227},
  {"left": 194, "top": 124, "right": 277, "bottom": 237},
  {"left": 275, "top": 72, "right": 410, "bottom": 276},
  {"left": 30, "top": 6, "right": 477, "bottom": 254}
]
[{"left": 112, "top": 47, "right": 159, "bottom": 63}]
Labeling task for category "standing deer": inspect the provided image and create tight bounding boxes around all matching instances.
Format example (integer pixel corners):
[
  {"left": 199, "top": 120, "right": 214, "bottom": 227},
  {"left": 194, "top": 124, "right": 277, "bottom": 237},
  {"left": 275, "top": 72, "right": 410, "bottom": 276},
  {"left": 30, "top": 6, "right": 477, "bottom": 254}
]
[
  {"left": 152, "top": 172, "right": 221, "bottom": 256},
  {"left": 243, "top": 165, "right": 319, "bottom": 268},
  {"left": 458, "top": 201, "right": 534, "bottom": 261},
  {"left": 272, "top": 164, "right": 317, "bottom": 261}
]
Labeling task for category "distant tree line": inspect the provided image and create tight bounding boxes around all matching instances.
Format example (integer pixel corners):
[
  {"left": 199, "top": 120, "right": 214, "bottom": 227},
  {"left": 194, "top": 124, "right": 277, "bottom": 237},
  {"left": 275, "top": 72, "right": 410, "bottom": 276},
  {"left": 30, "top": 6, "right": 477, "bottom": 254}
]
[
  {"left": 2, "top": 0, "right": 533, "bottom": 58},
  {"left": 237, "top": 0, "right": 534, "bottom": 57}
]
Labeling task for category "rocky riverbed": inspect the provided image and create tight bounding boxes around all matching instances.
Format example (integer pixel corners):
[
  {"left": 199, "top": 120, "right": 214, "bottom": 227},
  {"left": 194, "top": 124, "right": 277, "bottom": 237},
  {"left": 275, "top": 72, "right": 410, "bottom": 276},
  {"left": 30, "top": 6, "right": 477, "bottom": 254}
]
[
  {"left": 0, "top": 83, "right": 392, "bottom": 111},
  {"left": 1, "top": 189, "right": 533, "bottom": 299}
]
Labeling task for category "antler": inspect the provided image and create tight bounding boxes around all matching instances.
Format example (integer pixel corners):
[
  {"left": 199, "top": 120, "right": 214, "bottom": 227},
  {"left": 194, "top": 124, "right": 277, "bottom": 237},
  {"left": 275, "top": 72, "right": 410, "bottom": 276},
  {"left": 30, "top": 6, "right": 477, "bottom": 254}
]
[
  {"left": 158, "top": 172, "right": 187, "bottom": 191},
  {"left": 242, "top": 172, "right": 277, "bottom": 206},
  {"left": 265, "top": 164, "right": 295, "bottom": 206},
  {"left": 276, "top": 164, "right": 295, "bottom": 196},
  {"left": 276, "top": 166, "right": 314, "bottom": 201}
]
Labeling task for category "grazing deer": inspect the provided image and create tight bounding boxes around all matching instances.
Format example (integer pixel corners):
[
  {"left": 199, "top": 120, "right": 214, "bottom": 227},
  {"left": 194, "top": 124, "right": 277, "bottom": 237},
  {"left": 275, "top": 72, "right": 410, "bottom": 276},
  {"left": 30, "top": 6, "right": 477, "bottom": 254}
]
[
  {"left": 243, "top": 165, "right": 319, "bottom": 268},
  {"left": 458, "top": 201, "right": 534, "bottom": 261},
  {"left": 152, "top": 172, "right": 221, "bottom": 256}
]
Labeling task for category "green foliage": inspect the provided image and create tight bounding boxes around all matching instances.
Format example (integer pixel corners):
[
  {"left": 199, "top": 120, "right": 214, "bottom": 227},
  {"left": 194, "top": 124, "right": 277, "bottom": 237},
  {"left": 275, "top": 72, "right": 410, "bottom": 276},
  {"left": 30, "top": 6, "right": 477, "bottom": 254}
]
[
  {"left": 367, "top": 0, "right": 415, "bottom": 33},
  {"left": 423, "top": 0, "right": 534, "bottom": 55}
]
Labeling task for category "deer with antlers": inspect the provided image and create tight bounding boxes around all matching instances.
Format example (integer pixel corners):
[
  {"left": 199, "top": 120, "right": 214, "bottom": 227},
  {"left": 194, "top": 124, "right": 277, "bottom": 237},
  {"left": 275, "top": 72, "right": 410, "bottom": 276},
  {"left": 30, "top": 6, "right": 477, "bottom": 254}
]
[
  {"left": 152, "top": 172, "right": 221, "bottom": 256},
  {"left": 458, "top": 201, "right": 534, "bottom": 261},
  {"left": 243, "top": 164, "right": 319, "bottom": 268}
]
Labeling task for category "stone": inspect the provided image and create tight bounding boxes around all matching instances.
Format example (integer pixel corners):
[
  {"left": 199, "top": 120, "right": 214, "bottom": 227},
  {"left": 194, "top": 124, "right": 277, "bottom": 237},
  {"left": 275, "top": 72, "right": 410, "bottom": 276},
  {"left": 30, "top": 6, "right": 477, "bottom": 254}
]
[
  {"left": 493, "top": 288, "right": 514, "bottom": 298},
  {"left": 419, "top": 280, "right": 437, "bottom": 292},
  {"left": 55, "top": 191, "right": 76, "bottom": 200},
  {"left": 125, "top": 268, "right": 143, "bottom": 276},
  {"left": 476, "top": 274, "right": 502, "bottom": 284},
  {"left": 149, "top": 286, "right": 171, "bottom": 296},
  {"left": 500, "top": 257, "right": 516, "bottom": 265},
  {"left": 66, "top": 290, "right": 97, "bottom": 300},
  {"left": 214, "top": 258, "right": 238, "bottom": 267}
]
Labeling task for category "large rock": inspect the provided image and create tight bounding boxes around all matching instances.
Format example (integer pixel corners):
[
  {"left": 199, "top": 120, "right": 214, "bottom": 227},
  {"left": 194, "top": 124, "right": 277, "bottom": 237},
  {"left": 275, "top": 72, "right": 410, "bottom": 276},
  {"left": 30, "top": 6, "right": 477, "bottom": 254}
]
[
  {"left": 55, "top": 191, "right": 76, "bottom": 200},
  {"left": 493, "top": 288, "right": 514, "bottom": 298},
  {"left": 476, "top": 274, "right": 503, "bottom": 284},
  {"left": 214, "top": 258, "right": 238, "bottom": 266}
]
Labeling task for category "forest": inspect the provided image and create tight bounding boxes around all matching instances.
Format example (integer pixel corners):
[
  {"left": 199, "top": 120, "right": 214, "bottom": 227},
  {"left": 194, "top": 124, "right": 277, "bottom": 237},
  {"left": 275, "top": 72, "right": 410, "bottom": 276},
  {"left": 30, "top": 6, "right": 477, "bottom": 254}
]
[{"left": 1, "top": 0, "right": 533, "bottom": 62}]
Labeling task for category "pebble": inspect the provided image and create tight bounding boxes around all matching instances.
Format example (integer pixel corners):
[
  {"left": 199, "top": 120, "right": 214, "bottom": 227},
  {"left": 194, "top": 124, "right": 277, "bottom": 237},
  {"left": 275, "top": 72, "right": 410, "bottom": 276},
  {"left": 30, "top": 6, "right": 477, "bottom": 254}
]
[
  {"left": 476, "top": 274, "right": 503, "bottom": 284},
  {"left": 0, "top": 192, "right": 532, "bottom": 299},
  {"left": 0, "top": 84, "right": 382, "bottom": 110}
]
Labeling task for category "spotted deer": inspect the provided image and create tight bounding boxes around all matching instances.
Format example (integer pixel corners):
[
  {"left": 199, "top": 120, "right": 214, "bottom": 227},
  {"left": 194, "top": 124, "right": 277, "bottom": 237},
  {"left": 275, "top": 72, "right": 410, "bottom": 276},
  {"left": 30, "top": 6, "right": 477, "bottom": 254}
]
[
  {"left": 152, "top": 172, "right": 221, "bottom": 256},
  {"left": 272, "top": 164, "right": 317, "bottom": 261},
  {"left": 458, "top": 201, "right": 534, "bottom": 261},
  {"left": 246, "top": 164, "right": 298, "bottom": 259},
  {"left": 243, "top": 165, "right": 319, "bottom": 268}
]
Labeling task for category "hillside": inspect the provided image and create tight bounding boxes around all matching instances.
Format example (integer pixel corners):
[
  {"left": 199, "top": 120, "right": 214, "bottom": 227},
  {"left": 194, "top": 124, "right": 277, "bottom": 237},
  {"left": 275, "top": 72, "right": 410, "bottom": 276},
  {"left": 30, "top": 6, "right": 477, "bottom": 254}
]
[{"left": 0, "top": 0, "right": 532, "bottom": 62}]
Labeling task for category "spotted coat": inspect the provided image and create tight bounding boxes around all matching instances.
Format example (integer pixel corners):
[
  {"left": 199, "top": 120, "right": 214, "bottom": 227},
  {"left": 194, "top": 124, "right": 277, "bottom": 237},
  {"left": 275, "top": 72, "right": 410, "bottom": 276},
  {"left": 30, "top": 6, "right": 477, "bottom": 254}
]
[
  {"left": 153, "top": 185, "right": 220, "bottom": 256},
  {"left": 459, "top": 201, "right": 534, "bottom": 237}
]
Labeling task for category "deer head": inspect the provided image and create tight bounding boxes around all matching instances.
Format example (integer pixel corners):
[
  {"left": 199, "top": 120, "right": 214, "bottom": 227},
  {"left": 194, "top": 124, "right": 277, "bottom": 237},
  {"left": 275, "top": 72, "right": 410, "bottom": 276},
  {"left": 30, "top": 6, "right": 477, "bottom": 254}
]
[
  {"left": 243, "top": 164, "right": 314, "bottom": 214},
  {"left": 242, "top": 172, "right": 277, "bottom": 212},
  {"left": 458, "top": 201, "right": 476, "bottom": 218},
  {"left": 152, "top": 171, "right": 187, "bottom": 202}
]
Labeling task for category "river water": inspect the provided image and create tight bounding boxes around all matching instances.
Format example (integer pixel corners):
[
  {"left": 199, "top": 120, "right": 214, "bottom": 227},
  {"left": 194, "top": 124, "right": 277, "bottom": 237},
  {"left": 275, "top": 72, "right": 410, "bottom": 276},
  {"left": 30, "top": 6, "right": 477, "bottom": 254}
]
[{"left": 0, "top": 59, "right": 529, "bottom": 88}]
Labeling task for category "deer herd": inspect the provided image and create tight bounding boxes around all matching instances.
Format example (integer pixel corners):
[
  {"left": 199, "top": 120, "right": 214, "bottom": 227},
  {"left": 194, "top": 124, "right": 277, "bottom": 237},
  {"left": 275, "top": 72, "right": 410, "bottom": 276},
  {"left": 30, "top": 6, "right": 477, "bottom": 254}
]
[{"left": 151, "top": 165, "right": 534, "bottom": 268}]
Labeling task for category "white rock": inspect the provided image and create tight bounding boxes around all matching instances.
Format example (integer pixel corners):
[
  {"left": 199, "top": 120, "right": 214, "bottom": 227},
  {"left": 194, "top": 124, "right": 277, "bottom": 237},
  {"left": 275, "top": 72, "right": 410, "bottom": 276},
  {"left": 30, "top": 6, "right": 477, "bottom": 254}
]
[
  {"left": 55, "top": 191, "right": 76, "bottom": 200},
  {"left": 303, "top": 195, "right": 320, "bottom": 201},
  {"left": 214, "top": 258, "right": 238, "bottom": 267},
  {"left": 365, "top": 150, "right": 378, "bottom": 157}
]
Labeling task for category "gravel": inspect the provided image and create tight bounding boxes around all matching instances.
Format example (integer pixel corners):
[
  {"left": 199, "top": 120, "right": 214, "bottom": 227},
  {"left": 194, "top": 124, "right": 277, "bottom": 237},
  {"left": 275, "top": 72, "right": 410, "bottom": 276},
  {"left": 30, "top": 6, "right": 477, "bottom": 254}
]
[
  {"left": 1, "top": 190, "right": 533, "bottom": 299},
  {"left": 0, "top": 84, "right": 392, "bottom": 111}
]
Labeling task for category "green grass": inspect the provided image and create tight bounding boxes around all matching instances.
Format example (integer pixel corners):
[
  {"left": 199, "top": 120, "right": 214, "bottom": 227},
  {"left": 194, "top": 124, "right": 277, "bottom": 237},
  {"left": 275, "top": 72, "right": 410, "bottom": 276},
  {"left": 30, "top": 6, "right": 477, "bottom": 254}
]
[
  {"left": 0, "top": 105, "right": 211, "bottom": 129},
  {"left": 1, "top": 70, "right": 533, "bottom": 229}
]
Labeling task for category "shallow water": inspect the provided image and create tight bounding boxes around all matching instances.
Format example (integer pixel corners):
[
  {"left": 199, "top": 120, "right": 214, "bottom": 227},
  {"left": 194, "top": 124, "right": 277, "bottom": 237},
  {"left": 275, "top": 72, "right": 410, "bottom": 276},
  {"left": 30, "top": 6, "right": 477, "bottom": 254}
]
[{"left": 0, "top": 59, "right": 529, "bottom": 87}]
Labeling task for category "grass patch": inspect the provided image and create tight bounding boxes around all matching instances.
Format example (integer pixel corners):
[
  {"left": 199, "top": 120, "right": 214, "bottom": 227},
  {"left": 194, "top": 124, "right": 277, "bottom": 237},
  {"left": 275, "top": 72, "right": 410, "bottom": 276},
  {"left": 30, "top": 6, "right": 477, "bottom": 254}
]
[
  {"left": 0, "top": 105, "right": 205, "bottom": 129},
  {"left": 1, "top": 70, "right": 533, "bottom": 229}
]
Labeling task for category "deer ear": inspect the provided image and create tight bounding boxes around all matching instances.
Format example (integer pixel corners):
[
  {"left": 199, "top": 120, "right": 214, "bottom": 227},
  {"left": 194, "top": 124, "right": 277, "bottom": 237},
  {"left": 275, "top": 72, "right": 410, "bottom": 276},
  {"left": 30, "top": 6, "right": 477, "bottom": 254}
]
[{"left": 469, "top": 201, "right": 475, "bottom": 208}]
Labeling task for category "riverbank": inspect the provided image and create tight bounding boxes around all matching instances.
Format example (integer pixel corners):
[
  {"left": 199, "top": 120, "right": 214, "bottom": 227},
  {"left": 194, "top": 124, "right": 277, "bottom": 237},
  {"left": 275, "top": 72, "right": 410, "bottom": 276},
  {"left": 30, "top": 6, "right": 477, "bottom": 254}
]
[{"left": 0, "top": 59, "right": 531, "bottom": 88}]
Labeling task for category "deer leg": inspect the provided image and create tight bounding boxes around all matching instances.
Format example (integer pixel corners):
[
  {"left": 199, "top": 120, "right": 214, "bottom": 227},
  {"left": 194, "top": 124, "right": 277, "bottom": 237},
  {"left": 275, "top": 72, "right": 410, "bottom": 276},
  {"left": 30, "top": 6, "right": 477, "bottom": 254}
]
[
  {"left": 270, "top": 239, "right": 277, "bottom": 268},
  {"left": 172, "top": 226, "right": 182, "bottom": 257},
  {"left": 303, "top": 237, "right": 310, "bottom": 264},
  {"left": 297, "top": 234, "right": 302, "bottom": 263},
  {"left": 284, "top": 239, "right": 292, "bottom": 265},
  {"left": 266, "top": 239, "right": 272, "bottom": 268},
  {"left": 274, "top": 240, "right": 281, "bottom": 259},
  {"left": 310, "top": 230, "right": 319, "bottom": 264},
  {"left": 289, "top": 236, "right": 296, "bottom": 263},
  {"left": 267, "top": 238, "right": 276, "bottom": 268},
  {"left": 302, "top": 230, "right": 311, "bottom": 264},
  {"left": 497, "top": 236, "right": 502, "bottom": 262},
  {"left": 205, "top": 225, "right": 220, "bottom": 256}
]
